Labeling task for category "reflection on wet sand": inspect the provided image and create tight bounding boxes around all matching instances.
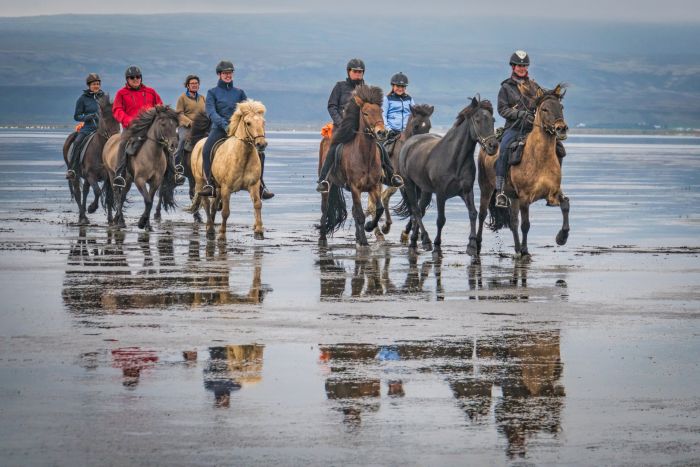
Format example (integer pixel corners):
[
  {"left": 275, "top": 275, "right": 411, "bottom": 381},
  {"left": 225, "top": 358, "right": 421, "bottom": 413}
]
[
  {"left": 203, "top": 344, "right": 264, "bottom": 408},
  {"left": 62, "top": 229, "right": 271, "bottom": 315},
  {"left": 321, "top": 331, "right": 564, "bottom": 458},
  {"left": 111, "top": 347, "right": 159, "bottom": 389}
]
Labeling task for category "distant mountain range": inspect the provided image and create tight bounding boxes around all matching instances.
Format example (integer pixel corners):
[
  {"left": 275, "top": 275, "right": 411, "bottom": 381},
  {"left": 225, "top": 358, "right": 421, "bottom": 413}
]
[{"left": 1, "top": 14, "right": 699, "bottom": 129}]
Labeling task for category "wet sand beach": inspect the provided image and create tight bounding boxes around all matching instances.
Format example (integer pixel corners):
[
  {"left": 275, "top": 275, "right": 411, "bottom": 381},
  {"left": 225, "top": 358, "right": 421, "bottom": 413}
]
[{"left": 0, "top": 130, "right": 699, "bottom": 465}]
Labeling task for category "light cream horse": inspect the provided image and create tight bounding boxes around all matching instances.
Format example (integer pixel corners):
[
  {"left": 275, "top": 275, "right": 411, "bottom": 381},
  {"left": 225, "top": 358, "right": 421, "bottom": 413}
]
[{"left": 187, "top": 100, "right": 268, "bottom": 240}]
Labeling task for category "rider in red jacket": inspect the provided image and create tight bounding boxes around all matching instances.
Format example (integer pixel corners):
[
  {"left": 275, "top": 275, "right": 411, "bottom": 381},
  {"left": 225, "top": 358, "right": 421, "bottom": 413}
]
[{"left": 112, "top": 65, "right": 166, "bottom": 188}]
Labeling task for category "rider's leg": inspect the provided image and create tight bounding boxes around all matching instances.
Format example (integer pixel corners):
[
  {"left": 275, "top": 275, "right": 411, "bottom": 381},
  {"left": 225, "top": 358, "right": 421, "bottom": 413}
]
[
  {"left": 380, "top": 143, "right": 403, "bottom": 187},
  {"left": 556, "top": 140, "right": 566, "bottom": 166},
  {"left": 174, "top": 126, "right": 186, "bottom": 174},
  {"left": 199, "top": 127, "right": 226, "bottom": 197},
  {"left": 316, "top": 142, "right": 338, "bottom": 193},
  {"left": 258, "top": 151, "right": 274, "bottom": 200},
  {"left": 495, "top": 129, "right": 517, "bottom": 208},
  {"left": 113, "top": 133, "right": 129, "bottom": 188},
  {"left": 66, "top": 131, "right": 87, "bottom": 179}
]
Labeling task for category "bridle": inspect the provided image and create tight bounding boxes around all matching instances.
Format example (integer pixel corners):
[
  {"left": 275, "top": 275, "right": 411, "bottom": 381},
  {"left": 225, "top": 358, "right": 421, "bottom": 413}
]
[
  {"left": 356, "top": 103, "right": 386, "bottom": 141},
  {"left": 469, "top": 110, "right": 497, "bottom": 147},
  {"left": 144, "top": 114, "right": 177, "bottom": 153},
  {"left": 232, "top": 114, "right": 266, "bottom": 147},
  {"left": 533, "top": 96, "right": 568, "bottom": 140}
]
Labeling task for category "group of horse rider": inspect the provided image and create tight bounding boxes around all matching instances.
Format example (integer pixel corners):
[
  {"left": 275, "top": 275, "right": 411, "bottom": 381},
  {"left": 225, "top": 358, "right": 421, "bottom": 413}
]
[{"left": 67, "top": 49, "right": 563, "bottom": 206}]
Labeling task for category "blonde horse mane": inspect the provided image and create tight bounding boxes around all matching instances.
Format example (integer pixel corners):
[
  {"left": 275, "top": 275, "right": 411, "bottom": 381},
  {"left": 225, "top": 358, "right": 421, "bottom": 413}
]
[{"left": 227, "top": 100, "right": 267, "bottom": 137}]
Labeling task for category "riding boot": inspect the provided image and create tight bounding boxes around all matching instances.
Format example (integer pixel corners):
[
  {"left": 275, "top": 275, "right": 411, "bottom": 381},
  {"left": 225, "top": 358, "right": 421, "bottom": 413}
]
[
  {"left": 316, "top": 143, "right": 337, "bottom": 193},
  {"left": 66, "top": 132, "right": 86, "bottom": 179},
  {"left": 556, "top": 140, "right": 566, "bottom": 167},
  {"left": 495, "top": 176, "right": 510, "bottom": 208},
  {"left": 258, "top": 151, "right": 274, "bottom": 200},
  {"left": 380, "top": 144, "right": 403, "bottom": 187},
  {"left": 198, "top": 153, "right": 216, "bottom": 198},
  {"left": 113, "top": 138, "right": 128, "bottom": 188}
]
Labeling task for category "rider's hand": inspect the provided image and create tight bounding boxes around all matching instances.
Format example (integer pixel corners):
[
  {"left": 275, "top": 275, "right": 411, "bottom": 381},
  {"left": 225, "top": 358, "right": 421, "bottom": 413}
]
[
  {"left": 525, "top": 112, "right": 535, "bottom": 125},
  {"left": 516, "top": 110, "right": 528, "bottom": 120}
]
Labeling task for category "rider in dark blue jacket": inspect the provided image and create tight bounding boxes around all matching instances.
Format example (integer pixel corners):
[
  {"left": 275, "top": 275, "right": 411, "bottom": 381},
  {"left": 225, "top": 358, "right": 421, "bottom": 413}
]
[{"left": 66, "top": 73, "right": 103, "bottom": 180}]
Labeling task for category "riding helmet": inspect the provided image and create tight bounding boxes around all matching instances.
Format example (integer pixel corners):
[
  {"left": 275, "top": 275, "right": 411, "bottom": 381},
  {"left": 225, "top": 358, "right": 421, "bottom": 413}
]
[
  {"left": 184, "top": 74, "right": 200, "bottom": 87},
  {"left": 216, "top": 60, "right": 235, "bottom": 74},
  {"left": 124, "top": 65, "right": 142, "bottom": 78},
  {"left": 390, "top": 72, "right": 409, "bottom": 86},
  {"left": 346, "top": 58, "right": 365, "bottom": 71},
  {"left": 85, "top": 73, "right": 101, "bottom": 85},
  {"left": 509, "top": 50, "right": 530, "bottom": 66}
]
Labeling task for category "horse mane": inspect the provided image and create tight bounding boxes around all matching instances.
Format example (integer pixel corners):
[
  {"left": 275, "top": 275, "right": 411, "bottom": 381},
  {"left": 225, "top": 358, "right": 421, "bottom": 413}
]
[
  {"left": 453, "top": 98, "right": 493, "bottom": 127},
  {"left": 125, "top": 105, "right": 179, "bottom": 139},
  {"left": 190, "top": 111, "right": 211, "bottom": 141},
  {"left": 331, "top": 84, "right": 383, "bottom": 145},
  {"left": 227, "top": 100, "right": 266, "bottom": 137},
  {"left": 411, "top": 104, "right": 434, "bottom": 118}
]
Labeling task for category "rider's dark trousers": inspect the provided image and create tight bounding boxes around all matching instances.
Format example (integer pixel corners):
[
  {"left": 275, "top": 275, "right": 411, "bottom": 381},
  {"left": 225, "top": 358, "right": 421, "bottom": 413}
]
[
  {"left": 496, "top": 128, "right": 519, "bottom": 179},
  {"left": 115, "top": 132, "right": 129, "bottom": 178},
  {"left": 69, "top": 130, "right": 90, "bottom": 172},
  {"left": 174, "top": 126, "right": 187, "bottom": 167},
  {"left": 202, "top": 126, "right": 227, "bottom": 182}
]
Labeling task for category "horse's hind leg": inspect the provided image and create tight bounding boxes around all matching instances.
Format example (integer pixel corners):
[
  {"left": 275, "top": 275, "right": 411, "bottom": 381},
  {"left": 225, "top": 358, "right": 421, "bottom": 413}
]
[
  {"left": 365, "top": 186, "right": 384, "bottom": 238},
  {"left": 556, "top": 193, "right": 570, "bottom": 246},
  {"left": 318, "top": 192, "right": 329, "bottom": 245},
  {"left": 434, "top": 196, "right": 447, "bottom": 248},
  {"left": 218, "top": 187, "right": 232, "bottom": 240},
  {"left": 519, "top": 203, "right": 531, "bottom": 257},
  {"left": 87, "top": 178, "right": 101, "bottom": 214},
  {"left": 462, "top": 189, "right": 479, "bottom": 257},
  {"left": 78, "top": 179, "right": 89, "bottom": 225},
  {"left": 154, "top": 192, "right": 162, "bottom": 222},
  {"left": 380, "top": 186, "right": 397, "bottom": 235}
]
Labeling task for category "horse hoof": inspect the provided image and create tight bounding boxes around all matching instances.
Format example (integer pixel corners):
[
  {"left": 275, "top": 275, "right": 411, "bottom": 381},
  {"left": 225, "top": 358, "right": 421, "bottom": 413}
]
[
  {"left": 422, "top": 242, "right": 433, "bottom": 252},
  {"left": 78, "top": 217, "right": 89, "bottom": 226},
  {"left": 400, "top": 232, "right": 409, "bottom": 245},
  {"left": 364, "top": 221, "right": 375, "bottom": 232},
  {"left": 556, "top": 230, "right": 569, "bottom": 246},
  {"left": 138, "top": 218, "right": 147, "bottom": 229},
  {"left": 146, "top": 225, "right": 153, "bottom": 232},
  {"left": 87, "top": 205, "right": 97, "bottom": 214},
  {"left": 193, "top": 213, "right": 203, "bottom": 223},
  {"left": 375, "top": 232, "right": 385, "bottom": 242},
  {"left": 381, "top": 224, "right": 392, "bottom": 235},
  {"left": 466, "top": 244, "right": 477, "bottom": 257},
  {"left": 206, "top": 231, "right": 215, "bottom": 240},
  {"left": 254, "top": 232, "right": 264, "bottom": 240},
  {"left": 318, "top": 237, "right": 328, "bottom": 247},
  {"left": 153, "top": 213, "right": 161, "bottom": 222}
]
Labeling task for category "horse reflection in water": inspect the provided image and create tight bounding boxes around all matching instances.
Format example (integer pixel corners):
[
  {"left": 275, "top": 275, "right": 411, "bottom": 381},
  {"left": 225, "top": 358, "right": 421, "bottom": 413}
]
[
  {"left": 62, "top": 229, "right": 271, "bottom": 315},
  {"left": 203, "top": 344, "right": 264, "bottom": 408},
  {"left": 467, "top": 258, "right": 569, "bottom": 302}
]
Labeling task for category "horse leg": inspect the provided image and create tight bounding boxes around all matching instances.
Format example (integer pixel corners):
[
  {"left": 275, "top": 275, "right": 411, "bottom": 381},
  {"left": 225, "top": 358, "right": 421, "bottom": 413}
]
[
  {"left": 87, "top": 178, "right": 101, "bottom": 214},
  {"left": 476, "top": 189, "right": 490, "bottom": 256},
  {"left": 509, "top": 200, "right": 522, "bottom": 256},
  {"left": 417, "top": 191, "right": 433, "bottom": 251},
  {"left": 135, "top": 179, "right": 153, "bottom": 231},
  {"left": 365, "top": 186, "right": 384, "bottom": 235},
  {"left": 519, "top": 203, "right": 531, "bottom": 257},
  {"left": 78, "top": 179, "right": 89, "bottom": 225},
  {"left": 351, "top": 188, "right": 368, "bottom": 247},
  {"left": 404, "top": 181, "right": 431, "bottom": 251},
  {"left": 114, "top": 183, "right": 128, "bottom": 229},
  {"left": 218, "top": 187, "right": 231, "bottom": 240},
  {"left": 202, "top": 195, "right": 215, "bottom": 240},
  {"left": 464, "top": 189, "right": 479, "bottom": 257},
  {"left": 154, "top": 191, "right": 162, "bottom": 222},
  {"left": 556, "top": 193, "right": 570, "bottom": 246},
  {"left": 434, "top": 196, "right": 446, "bottom": 248},
  {"left": 249, "top": 182, "right": 264, "bottom": 240},
  {"left": 401, "top": 218, "right": 412, "bottom": 245},
  {"left": 319, "top": 192, "right": 329, "bottom": 245},
  {"left": 380, "top": 186, "right": 397, "bottom": 235}
]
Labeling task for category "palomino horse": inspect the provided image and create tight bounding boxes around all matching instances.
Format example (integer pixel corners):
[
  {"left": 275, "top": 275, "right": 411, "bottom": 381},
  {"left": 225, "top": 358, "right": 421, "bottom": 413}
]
[
  {"left": 477, "top": 83, "right": 569, "bottom": 257},
  {"left": 187, "top": 100, "right": 268, "bottom": 240},
  {"left": 318, "top": 85, "right": 388, "bottom": 247},
  {"left": 62, "top": 95, "right": 120, "bottom": 225},
  {"left": 102, "top": 105, "right": 179, "bottom": 230},
  {"left": 396, "top": 97, "right": 499, "bottom": 255},
  {"left": 365, "top": 104, "right": 434, "bottom": 241}
]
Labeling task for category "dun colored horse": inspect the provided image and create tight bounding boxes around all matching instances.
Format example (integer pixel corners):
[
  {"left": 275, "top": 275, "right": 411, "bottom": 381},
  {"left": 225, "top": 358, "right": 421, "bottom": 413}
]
[
  {"left": 318, "top": 85, "right": 388, "bottom": 247},
  {"left": 102, "top": 105, "right": 179, "bottom": 230},
  {"left": 62, "top": 95, "right": 120, "bottom": 224},
  {"left": 366, "top": 104, "right": 434, "bottom": 241},
  {"left": 187, "top": 100, "right": 268, "bottom": 240},
  {"left": 477, "top": 83, "right": 569, "bottom": 257},
  {"left": 395, "top": 97, "right": 499, "bottom": 255}
]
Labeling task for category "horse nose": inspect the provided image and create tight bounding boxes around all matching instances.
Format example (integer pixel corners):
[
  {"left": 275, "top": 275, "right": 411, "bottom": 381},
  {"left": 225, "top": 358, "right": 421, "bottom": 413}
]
[
  {"left": 256, "top": 141, "right": 268, "bottom": 151},
  {"left": 376, "top": 129, "right": 388, "bottom": 141},
  {"left": 487, "top": 140, "right": 499, "bottom": 155}
]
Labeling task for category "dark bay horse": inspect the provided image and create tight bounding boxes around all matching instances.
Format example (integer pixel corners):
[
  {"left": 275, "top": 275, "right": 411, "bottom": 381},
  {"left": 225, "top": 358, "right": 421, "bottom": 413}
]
[
  {"left": 102, "top": 106, "right": 179, "bottom": 230},
  {"left": 366, "top": 104, "right": 434, "bottom": 241},
  {"left": 477, "top": 84, "right": 569, "bottom": 257},
  {"left": 396, "top": 97, "right": 499, "bottom": 255},
  {"left": 318, "top": 85, "right": 388, "bottom": 247},
  {"left": 62, "top": 95, "right": 120, "bottom": 224}
]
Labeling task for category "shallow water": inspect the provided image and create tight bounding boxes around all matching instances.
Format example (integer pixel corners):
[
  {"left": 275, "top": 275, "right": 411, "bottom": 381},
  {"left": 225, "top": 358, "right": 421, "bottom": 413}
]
[{"left": 0, "top": 130, "right": 699, "bottom": 465}]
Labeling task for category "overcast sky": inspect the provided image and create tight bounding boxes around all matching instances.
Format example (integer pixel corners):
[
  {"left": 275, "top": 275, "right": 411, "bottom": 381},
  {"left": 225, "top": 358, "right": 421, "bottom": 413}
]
[{"left": 1, "top": 0, "right": 699, "bottom": 22}]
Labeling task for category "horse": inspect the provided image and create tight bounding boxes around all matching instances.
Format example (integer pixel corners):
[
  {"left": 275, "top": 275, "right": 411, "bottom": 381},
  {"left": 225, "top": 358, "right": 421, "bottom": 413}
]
[
  {"left": 395, "top": 96, "right": 499, "bottom": 255},
  {"left": 318, "top": 85, "right": 388, "bottom": 247},
  {"left": 476, "top": 83, "right": 569, "bottom": 257},
  {"left": 186, "top": 100, "right": 268, "bottom": 240},
  {"left": 102, "top": 105, "right": 179, "bottom": 230},
  {"left": 62, "top": 95, "right": 120, "bottom": 225},
  {"left": 365, "top": 104, "right": 434, "bottom": 241}
]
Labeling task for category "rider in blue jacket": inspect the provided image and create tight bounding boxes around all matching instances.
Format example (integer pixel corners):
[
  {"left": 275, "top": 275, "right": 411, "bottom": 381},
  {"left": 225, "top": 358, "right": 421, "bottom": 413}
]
[
  {"left": 66, "top": 73, "right": 103, "bottom": 180},
  {"left": 382, "top": 72, "right": 415, "bottom": 137}
]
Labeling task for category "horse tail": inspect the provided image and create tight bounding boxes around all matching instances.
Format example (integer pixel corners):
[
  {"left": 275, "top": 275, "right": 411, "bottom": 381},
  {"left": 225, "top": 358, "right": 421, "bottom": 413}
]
[
  {"left": 184, "top": 192, "right": 201, "bottom": 214},
  {"left": 487, "top": 192, "right": 511, "bottom": 232},
  {"left": 393, "top": 187, "right": 412, "bottom": 219},
  {"left": 102, "top": 179, "right": 113, "bottom": 212},
  {"left": 159, "top": 161, "right": 177, "bottom": 212},
  {"left": 323, "top": 183, "right": 347, "bottom": 234}
]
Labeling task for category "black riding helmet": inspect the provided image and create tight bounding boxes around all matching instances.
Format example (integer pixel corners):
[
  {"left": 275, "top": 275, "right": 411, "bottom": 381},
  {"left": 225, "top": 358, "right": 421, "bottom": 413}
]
[
  {"left": 85, "top": 73, "right": 101, "bottom": 85},
  {"left": 184, "top": 74, "right": 200, "bottom": 87},
  {"left": 216, "top": 60, "right": 235, "bottom": 74},
  {"left": 346, "top": 58, "right": 365, "bottom": 72},
  {"left": 391, "top": 72, "right": 408, "bottom": 86},
  {"left": 509, "top": 50, "right": 530, "bottom": 66},
  {"left": 124, "top": 65, "right": 142, "bottom": 78}
]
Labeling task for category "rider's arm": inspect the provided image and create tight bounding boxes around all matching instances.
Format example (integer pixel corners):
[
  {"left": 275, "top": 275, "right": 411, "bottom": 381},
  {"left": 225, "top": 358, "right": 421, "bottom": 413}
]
[
  {"left": 73, "top": 96, "right": 91, "bottom": 123},
  {"left": 112, "top": 90, "right": 131, "bottom": 128},
  {"left": 175, "top": 94, "right": 192, "bottom": 127},
  {"left": 497, "top": 85, "right": 522, "bottom": 122},
  {"left": 327, "top": 83, "right": 343, "bottom": 126},
  {"left": 206, "top": 89, "right": 227, "bottom": 131}
]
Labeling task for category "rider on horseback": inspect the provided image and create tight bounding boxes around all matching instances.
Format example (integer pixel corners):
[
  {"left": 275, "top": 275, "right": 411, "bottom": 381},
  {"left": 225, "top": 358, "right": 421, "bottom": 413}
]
[
  {"left": 66, "top": 73, "right": 103, "bottom": 180},
  {"left": 199, "top": 60, "right": 274, "bottom": 200},
  {"left": 174, "top": 74, "right": 206, "bottom": 182},
  {"left": 382, "top": 72, "right": 415, "bottom": 155},
  {"left": 316, "top": 58, "right": 403, "bottom": 193},
  {"left": 112, "top": 66, "right": 166, "bottom": 188},
  {"left": 495, "top": 50, "right": 566, "bottom": 208}
]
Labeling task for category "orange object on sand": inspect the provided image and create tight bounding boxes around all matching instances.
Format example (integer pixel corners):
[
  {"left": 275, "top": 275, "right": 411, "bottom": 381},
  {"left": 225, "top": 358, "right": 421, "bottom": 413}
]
[
  {"left": 74, "top": 122, "right": 85, "bottom": 133},
  {"left": 321, "top": 122, "right": 333, "bottom": 139}
]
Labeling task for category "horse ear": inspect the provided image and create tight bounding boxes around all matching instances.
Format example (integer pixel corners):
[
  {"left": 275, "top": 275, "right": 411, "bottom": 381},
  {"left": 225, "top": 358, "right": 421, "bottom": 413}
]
[
  {"left": 353, "top": 95, "right": 363, "bottom": 107},
  {"left": 470, "top": 96, "right": 479, "bottom": 108},
  {"left": 427, "top": 105, "right": 434, "bottom": 116},
  {"left": 536, "top": 88, "right": 545, "bottom": 99}
]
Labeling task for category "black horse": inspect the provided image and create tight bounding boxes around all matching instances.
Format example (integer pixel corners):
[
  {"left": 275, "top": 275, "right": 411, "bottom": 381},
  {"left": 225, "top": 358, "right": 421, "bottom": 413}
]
[{"left": 395, "top": 97, "right": 499, "bottom": 255}]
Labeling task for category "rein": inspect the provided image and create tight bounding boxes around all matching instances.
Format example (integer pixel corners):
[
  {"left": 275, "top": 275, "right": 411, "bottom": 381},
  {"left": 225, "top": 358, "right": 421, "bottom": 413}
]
[
  {"left": 231, "top": 116, "right": 266, "bottom": 147},
  {"left": 469, "top": 113, "right": 497, "bottom": 147}
]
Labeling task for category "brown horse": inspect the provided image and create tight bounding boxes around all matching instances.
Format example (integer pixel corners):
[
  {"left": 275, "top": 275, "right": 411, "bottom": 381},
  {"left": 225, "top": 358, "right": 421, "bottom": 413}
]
[
  {"left": 62, "top": 95, "right": 120, "bottom": 225},
  {"left": 187, "top": 100, "right": 268, "bottom": 240},
  {"left": 366, "top": 104, "right": 434, "bottom": 241},
  {"left": 102, "top": 105, "right": 180, "bottom": 230},
  {"left": 318, "top": 85, "right": 388, "bottom": 247},
  {"left": 477, "top": 83, "right": 569, "bottom": 257}
]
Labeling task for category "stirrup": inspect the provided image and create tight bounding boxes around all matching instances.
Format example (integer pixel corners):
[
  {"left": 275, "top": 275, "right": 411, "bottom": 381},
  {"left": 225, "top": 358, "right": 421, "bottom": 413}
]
[
  {"left": 261, "top": 187, "right": 275, "bottom": 200},
  {"left": 65, "top": 169, "right": 76, "bottom": 180},
  {"left": 390, "top": 174, "right": 404, "bottom": 188},
  {"left": 495, "top": 192, "right": 510, "bottom": 208},
  {"left": 316, "top": 180, "right": 330, "bottom": 194},
  {"left": 175, "top": 164, "right": 185, "bottom": 174},
  {"left": 199, "top": 184, "right": 216, "bottom": 197},
  {"left": 113, "top": 175, "right": 126, "bottom": 188},
  {"left": 175, "top": 172, "right": 186, "bottom": 186}
]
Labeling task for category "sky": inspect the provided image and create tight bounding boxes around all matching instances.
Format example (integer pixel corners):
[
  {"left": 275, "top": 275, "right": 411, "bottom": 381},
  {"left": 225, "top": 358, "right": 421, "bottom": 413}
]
[{"left": 0, "top": 0, "right": 699, "bottom": 22}]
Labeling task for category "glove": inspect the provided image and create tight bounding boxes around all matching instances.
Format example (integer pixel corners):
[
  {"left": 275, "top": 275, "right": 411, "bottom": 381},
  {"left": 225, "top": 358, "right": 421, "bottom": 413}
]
[
  {"left": 525, "top": 112, "right": 535, "bottom": 125},
  {"left": 516, "top": 110, "right": 528, "bottom": 120}
]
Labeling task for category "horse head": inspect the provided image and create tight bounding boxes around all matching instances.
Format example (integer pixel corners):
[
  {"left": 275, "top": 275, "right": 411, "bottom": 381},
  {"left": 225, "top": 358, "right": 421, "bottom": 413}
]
[
  {"left": 352, "top": 85, "right": 387, "bottom": 142},
  {"left": 228, "top": 100, "right": 267, "bottom": 152},
  {"left": 533, "top": 83, "right": 569, "bottom": 141},
  {"left": 406, "top": 104, "right": 434, "bottom": 137},
  {"left": 97, "top": 94, "right": 120, "bottom": 138},
  {"left": 466, "top": 96, "right": 498, "bottom": 155},
  {"left": 150, "top": 105, "right": 180, "bottom": 154}
]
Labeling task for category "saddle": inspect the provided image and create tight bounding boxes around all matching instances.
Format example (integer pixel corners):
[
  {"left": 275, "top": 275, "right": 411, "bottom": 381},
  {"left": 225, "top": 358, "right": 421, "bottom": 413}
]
[
  {"left": 69, "top": 131, "right": 97, "bottom": 165},
  {"left": 207, "top": 138, "right": 228, "bottom": 186},
  {"left": 507, "top": 135, "right": 527, "bottom": 166}
]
